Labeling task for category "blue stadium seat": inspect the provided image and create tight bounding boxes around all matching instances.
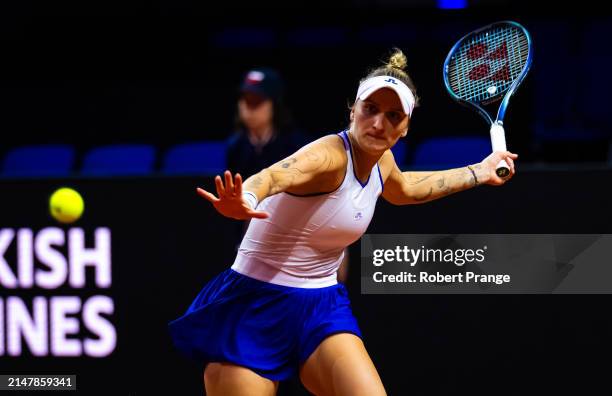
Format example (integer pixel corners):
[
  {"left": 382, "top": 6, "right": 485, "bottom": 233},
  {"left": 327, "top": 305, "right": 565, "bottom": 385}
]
[
  {"left": 81, "top": 144, "right": 156, "bottom": 176},
  {"left": 409, "top": 137, "right": 491, "bottom": 170},
  {"left": 1, "top": 144, "right": 75, "bottom": 177},
  {"left": 162, "top": 141, "right": 227, "bottom": 176}
]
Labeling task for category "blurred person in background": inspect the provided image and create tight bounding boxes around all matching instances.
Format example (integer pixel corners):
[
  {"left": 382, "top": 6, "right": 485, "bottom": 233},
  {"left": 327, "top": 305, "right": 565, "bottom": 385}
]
[{"left": 227, "top": 67, "right": 309, "bottom": 178}]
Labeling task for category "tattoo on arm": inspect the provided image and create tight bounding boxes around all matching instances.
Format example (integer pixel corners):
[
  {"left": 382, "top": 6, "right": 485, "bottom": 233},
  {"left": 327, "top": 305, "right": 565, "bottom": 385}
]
[
  {"left": 268, "top": 148, "right": 333, "bottom": 195},
  {"left": 305, "top": 151, "right": 320, "bottom": 162},
  {"left": 409, "top": 174, "right": 434, "bottom": 185},
  {"left": 280, "top": 157, "right": 297, "bottom": 168},
  {"left": 243, "top": 147, "right": 336, "bottom": 198},
  {"left": 414, "top": 187, "right": 433, "bottom": 202},
  {"left": 437, "top": 176, "right": 453, "bottom": 195},
  {"left": 249, "top": 176, "right": 264, "bottom": 190},
  {"left": 269, "top": 169, "right": 299, "bottom": 194},
  {"left": 406, "top": 167, "right": 476, "bottom": 203}
]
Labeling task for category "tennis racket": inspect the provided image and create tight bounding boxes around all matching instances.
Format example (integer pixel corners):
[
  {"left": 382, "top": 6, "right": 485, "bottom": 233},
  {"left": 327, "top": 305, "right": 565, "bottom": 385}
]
[{"left": 443, "top": 21, "right": 533, "bottom": 178}]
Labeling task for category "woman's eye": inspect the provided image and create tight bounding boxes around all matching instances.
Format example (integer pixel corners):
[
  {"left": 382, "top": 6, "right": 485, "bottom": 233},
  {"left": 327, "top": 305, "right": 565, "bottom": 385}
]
[
  {"left": 364, "top": 104, "right": 376, "bottom": 114},
  {"left": 388, "top": 112, "right": 402, "bottom": 122}
]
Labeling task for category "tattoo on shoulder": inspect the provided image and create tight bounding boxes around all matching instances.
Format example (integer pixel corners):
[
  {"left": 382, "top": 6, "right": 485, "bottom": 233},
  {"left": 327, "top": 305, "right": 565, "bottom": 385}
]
[
  {"left": 305, "top": 151, "right": 321, "bottom": 162},
  {"left": 265, "top": 146, "right": 338, "bottom": 195}
]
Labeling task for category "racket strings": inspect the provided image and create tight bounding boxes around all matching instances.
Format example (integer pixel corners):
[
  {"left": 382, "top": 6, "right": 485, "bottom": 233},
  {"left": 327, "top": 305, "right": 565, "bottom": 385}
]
[{"left": 448, "top": 25, "right": 529, "bottom": 104}]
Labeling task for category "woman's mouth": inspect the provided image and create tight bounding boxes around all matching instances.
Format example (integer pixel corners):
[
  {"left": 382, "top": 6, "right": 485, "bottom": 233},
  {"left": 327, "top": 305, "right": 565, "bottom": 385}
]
[{"left": 366, "top": 133, "right": 384, "bottom": 141}]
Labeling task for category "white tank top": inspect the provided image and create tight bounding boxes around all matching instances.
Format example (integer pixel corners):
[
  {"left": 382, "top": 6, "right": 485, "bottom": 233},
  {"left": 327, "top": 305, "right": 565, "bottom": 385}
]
[{"left": 231, "top": 131, "right": 384, "bottom": 288}]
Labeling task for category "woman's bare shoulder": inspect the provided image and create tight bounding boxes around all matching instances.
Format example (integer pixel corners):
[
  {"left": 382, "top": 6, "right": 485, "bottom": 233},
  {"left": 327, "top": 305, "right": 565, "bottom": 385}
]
[{"left": 294, "top": 133, "right": 348, "bottom": 169}]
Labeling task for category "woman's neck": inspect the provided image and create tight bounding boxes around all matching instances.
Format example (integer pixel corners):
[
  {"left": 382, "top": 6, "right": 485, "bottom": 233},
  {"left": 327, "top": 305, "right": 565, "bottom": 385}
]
[{"left": 347, "top": 130, "right": 380, "bottom": 184}]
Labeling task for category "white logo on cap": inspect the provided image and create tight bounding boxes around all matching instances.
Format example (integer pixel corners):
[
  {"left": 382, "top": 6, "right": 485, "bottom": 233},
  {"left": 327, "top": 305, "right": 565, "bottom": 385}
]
[{"left": 356, "top": 75, "right": 416, "bottom": 116}]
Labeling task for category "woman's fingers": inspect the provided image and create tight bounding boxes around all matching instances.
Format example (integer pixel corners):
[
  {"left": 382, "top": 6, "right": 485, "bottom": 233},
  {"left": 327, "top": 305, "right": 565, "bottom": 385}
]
[
  {"left": 215, "top": 175, "right": 226, "bottom": 197},
  {"left": 224, "top": 171, "right": 235, "bottom": 195},
  {"left": 234, "top": 173, "right": 243, "bottom": 196},
  {"left": 214, "top": 171, "right": 244, "bottom": 199},
  {"left": 199, "top": 171, "right": 258, "bottom": 219},
  {"left": 247, "top": 209, "right": 269, "bottom": 219},
  {"left": 196, "top": 187, "right": 219, "bottom": 203},
  {"left": 502, "top": 152, "right": 517, "bottom": 176},
  {"left": 506, "top": 157, "right": 515, "bottom": 174}
]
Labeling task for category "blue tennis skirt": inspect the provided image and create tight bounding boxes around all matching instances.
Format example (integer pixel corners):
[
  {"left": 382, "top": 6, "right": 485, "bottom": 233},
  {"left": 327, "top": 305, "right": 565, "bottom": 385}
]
[{"left": 168, "top": 268, "right": 362, "bottom": 381}]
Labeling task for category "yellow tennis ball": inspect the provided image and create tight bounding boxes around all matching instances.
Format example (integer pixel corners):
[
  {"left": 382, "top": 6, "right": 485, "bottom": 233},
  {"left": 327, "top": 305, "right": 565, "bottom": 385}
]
[{"left": 49, "top": 187, "right": 84, "bottom": 224}]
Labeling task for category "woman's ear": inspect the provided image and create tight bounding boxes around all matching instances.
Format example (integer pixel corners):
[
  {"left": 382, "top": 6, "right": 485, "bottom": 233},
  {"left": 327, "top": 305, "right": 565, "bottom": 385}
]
[
  {"left": 401, "top": 129, "right": 408, "bottom": 137},
  {"left": 350, "top": 108, "right": 354, "bottom": 121}
]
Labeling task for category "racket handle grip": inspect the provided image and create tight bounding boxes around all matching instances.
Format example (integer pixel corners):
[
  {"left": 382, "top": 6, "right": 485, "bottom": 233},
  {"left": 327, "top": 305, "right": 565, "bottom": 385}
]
[{"left": 490, "top": 122, "right": 510, "bottom": 178}]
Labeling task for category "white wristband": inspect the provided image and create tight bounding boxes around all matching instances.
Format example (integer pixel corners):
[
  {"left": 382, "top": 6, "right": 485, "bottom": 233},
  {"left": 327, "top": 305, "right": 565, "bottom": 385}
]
[{"left": 242, "top": 191, "right": 259, "bottom": 210}]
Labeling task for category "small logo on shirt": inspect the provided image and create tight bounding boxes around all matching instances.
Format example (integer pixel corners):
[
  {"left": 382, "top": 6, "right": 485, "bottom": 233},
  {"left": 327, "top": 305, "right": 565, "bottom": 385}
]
[{"left": 354, "top": 212, "right": 363, "bottom": 221}]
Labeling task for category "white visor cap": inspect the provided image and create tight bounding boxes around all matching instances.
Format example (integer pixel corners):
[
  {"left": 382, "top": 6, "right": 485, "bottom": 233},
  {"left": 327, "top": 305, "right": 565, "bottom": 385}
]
[{"left": 355, "top": 75, "right": 416, "bottom": 117}]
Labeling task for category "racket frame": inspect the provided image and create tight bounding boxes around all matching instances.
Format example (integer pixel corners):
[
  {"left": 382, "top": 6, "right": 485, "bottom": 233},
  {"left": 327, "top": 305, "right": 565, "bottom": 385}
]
[{"left": 443, "top": 20, "right": 533, "bottom": 178}]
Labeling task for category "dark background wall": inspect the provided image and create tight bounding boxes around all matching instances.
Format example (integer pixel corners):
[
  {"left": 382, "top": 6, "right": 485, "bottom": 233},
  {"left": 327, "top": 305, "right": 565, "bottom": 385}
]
[{"left": 1, "top": 2, "right": 612, "bottom": 166}]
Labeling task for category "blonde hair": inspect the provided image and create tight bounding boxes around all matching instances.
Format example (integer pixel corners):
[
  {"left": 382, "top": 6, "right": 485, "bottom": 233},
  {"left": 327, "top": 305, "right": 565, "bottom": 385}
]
[
  {"left": 388, "top": 49, "right": 408, "bottom": 71},
  {"left": 362, "top": 48, "right": 420, "bottom": 108}
]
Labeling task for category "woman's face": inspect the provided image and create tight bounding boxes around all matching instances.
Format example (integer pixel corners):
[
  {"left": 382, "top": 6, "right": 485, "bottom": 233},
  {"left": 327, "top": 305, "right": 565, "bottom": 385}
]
[
  {"left": 350, "top": 88, "right": 410, "bottom": 155},
  {"left": 238, "top": 92, "right": 274, "bottom": 130}
]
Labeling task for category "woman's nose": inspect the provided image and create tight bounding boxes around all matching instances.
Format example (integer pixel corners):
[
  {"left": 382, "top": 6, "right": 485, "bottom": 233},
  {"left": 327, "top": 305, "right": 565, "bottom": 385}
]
[{"left": 372, "top": 113, "right": 385, "bottom": 130}]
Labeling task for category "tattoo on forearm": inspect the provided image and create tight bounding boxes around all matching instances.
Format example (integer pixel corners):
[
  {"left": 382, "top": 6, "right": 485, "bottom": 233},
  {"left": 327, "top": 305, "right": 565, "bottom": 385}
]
[
  {"left": 403, "top": 165, "right": 481, "bottom": 204},
  {"left": 409, "top": 174, "right": 434, "bottom": 185},
  {"left": 452, "top": 168, "right": 472, "bottom": 190},
  {"left": 414, "top": 187, "right": 433, "bottom": 202},
  {"left": 437, "top": 176, "right": 453, "bottom": 195}
]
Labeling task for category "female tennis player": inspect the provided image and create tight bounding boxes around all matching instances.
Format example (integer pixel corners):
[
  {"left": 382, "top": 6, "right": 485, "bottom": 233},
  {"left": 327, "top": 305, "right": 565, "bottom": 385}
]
[{"left": 169, "top": 49, "right": 518, "bottom": 396}]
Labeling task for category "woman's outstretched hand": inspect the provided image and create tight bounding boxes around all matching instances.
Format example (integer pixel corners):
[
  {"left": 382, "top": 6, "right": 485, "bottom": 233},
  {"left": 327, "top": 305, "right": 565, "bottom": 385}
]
[
  {"left": 196, "top": 170, "right": 269, "bottom": 220},
  {"left": 475, "top": 151, "right": 519, "bottom": 186}
]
